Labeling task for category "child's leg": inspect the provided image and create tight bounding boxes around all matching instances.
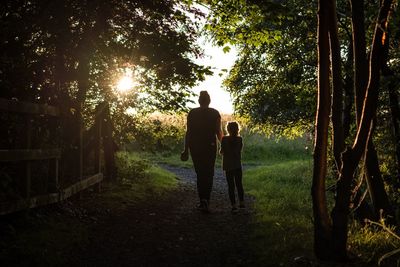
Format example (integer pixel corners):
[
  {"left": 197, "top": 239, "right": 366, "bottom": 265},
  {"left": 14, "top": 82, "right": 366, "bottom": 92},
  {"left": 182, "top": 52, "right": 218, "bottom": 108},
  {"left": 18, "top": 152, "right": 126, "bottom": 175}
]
[
  {"left": 234, "top": 168, "right": 244, "bottom": 202},
  {"left": 225, "top": 170, "right": 236, "bottom": 205}
]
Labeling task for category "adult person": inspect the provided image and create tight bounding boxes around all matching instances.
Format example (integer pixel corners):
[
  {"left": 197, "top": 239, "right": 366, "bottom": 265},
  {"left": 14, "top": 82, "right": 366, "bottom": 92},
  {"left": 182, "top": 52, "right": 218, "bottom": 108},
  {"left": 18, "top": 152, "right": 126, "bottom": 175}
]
[{"left": 181, "top": 91, "right": 223, "bottom": 212}]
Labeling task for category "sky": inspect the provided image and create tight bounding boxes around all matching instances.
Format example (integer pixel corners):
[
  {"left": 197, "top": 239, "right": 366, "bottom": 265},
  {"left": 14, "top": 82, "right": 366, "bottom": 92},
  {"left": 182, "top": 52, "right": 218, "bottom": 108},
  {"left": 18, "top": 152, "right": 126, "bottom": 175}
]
[{"left": 189, "top": 39, "right": 237, "bottom": 115}]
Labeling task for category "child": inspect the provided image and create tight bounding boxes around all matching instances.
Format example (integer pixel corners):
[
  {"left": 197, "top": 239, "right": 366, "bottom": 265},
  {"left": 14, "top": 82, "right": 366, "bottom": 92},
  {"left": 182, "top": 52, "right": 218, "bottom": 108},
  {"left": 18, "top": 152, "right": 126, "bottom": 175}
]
[{"left": 220, "top": 121, "right": 244, "bottom": 213}]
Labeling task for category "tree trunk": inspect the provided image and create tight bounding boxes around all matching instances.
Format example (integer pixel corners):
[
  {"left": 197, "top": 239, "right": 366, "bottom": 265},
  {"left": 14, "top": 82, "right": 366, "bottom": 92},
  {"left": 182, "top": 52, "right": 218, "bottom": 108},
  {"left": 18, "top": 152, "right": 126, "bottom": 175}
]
[
  {"left": 350, "top": 0, "right": 393, "bottom": 222},
  {"left": 350, "top": 0, "right": 368, "bottom": 125},
  {"left": 312, "top": 0, "right": 333, "bottom": 260},
  {"left": 365, "top": 138, "right": 394, "bottom": 221},
  {"left": 328, "top": 0, "right": 344, "bottom": 172},
  {"left": 343, "top": 42, "right": 354, "bottom": 141},
  {"left": 331, "top": 0, "right": 393, "bottom": 259},
  {"left": 332, "top": 147, "right": 359, "bottom": 260}
]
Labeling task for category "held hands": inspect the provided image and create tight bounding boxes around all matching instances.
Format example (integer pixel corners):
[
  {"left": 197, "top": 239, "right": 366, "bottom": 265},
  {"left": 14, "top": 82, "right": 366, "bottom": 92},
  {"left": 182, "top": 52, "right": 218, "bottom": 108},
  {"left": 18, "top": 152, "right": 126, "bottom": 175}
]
[{"left": 180, "top": 150, "right": 189, "bottom": 161}]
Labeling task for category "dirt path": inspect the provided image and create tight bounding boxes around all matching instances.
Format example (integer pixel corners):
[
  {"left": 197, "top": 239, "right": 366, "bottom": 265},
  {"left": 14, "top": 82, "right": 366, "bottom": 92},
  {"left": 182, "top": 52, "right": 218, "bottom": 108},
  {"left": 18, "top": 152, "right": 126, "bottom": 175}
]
[{"left": 68, "top": 165, "right": 258, "bottom": 267}]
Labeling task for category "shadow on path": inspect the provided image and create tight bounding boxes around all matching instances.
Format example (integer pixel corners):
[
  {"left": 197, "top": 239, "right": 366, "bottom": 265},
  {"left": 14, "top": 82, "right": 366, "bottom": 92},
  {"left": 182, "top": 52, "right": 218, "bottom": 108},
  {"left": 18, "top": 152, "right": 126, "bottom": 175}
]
[{"left": 68, "top": 165, "right": 257, "bottom": 267}]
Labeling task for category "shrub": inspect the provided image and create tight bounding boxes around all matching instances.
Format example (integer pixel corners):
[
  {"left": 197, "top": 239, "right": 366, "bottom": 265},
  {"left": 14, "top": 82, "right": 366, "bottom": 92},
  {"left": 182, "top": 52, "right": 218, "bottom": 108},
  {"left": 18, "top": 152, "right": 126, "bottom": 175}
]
[{"left": 115, "top": 152, "right": 151, "bottom": 186}]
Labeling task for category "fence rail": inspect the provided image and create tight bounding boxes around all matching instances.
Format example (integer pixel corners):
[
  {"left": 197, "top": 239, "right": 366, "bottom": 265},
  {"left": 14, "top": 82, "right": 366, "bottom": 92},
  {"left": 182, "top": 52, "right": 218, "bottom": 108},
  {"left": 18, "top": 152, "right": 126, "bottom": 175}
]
[
  {"left": 0, "top": 98, "right": 59, "bottom": 116},
  {"left": 0, "top": 149, "right": 61, "bottom": 161},
  {"left": 0, "top": 173, "right": 103, "bottom": 215}
]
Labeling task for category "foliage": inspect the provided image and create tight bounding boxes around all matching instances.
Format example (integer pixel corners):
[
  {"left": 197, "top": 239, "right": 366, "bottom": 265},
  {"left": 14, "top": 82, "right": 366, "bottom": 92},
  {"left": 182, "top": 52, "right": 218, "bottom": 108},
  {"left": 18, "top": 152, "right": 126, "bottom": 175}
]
[
  {"left": 115, "top": 151, "right": 151, "bottom": 183},
  {"left": 204, "top": 0, "right": 287, "bottom": 46},
  {"left": 115, "top": 151, "right": 178, "bottom": 193},
  {"left": 205, "top": 0, "right": 317, "bottom": 136},
  {"left": 0, "top": 0, "right": 213, "bottom": 149},
  {"left": 127, "top": 113, "right": 187, "bottom": 153}
]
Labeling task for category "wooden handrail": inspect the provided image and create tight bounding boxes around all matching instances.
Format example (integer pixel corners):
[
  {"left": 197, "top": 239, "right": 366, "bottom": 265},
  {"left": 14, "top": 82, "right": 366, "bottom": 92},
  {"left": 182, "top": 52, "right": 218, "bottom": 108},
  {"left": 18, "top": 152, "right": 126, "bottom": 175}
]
[
  {"left": 0, "top": 149, "right": 61, "bottom": 161},
  {"left": 0, "top": 173, "right": 103, "bottom": 215},
  {"left": 0, "top": 98, "right": 59, "bottom": 116}
]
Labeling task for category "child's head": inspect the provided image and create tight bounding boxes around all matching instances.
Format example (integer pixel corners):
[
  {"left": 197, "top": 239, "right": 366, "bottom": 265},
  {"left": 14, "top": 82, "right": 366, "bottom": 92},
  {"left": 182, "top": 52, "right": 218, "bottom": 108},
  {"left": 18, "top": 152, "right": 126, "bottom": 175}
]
[{"left": 226, "top": 121, "right": 240, "bottom": 136}]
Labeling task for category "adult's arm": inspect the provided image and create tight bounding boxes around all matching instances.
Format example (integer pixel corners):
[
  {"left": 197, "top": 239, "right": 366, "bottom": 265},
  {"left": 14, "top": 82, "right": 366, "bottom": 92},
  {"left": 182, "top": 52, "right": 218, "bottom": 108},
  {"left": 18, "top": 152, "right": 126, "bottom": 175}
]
[
  {"left": 181, "top": 113, "right": 190, "bottom": 161},
  {"left": 220, "top": 137, "right": 225, "bottom": 155},
  {"left": 183, "top": 130, "right": 189, "bottom": 152},
  {"left": 216, "top": 116, "right": 223, "bottom": 142}
]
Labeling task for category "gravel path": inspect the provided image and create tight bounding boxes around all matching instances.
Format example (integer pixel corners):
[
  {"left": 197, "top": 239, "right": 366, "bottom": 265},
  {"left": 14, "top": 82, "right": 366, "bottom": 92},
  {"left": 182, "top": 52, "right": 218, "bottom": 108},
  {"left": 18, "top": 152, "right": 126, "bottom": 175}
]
[{"left": 68, "top": 164, "right": 258, "bottom": 267}]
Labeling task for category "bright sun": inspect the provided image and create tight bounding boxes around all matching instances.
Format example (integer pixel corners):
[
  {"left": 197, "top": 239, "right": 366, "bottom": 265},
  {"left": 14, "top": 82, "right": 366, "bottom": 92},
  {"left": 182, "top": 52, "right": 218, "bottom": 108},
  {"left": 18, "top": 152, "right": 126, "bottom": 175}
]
[{"left": 116, "top": 69, "right": 135, "bottom": 93}]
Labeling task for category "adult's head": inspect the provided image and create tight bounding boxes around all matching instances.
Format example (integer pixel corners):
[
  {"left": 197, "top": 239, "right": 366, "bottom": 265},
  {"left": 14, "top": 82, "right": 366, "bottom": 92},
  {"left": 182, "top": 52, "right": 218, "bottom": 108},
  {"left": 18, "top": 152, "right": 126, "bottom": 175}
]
[{"left": 198, "top": 90, "right": 211, "bottom": 107}]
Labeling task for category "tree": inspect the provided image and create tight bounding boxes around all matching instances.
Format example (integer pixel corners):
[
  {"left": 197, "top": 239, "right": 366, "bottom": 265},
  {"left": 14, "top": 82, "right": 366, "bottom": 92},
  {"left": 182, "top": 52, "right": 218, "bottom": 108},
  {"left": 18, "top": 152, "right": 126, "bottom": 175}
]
[
  {"left": 0, "top": 0, "right": 210, "bottom": 110},
  {"left": 312, "top": 0, "right": 332, "bottom": 259},
  {"left": 205, "top": 0, "right": 398, "bottom": 261},
  {"left": 317, "top": 0, "right": 394, "bottom": 260},
  {"left": 207, "top": 0, "right": 317, "bottom": 136},
  {"left": 0, "top": 0, "right": 212, "bottom": 180}
]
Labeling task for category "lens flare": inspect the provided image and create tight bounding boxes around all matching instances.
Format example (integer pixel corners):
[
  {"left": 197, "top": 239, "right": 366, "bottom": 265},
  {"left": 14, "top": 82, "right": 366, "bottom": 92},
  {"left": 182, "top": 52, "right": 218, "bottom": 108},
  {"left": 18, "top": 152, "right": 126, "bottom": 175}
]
[{"left": 116, "top": 74, "right": 134, "bottom": 93}]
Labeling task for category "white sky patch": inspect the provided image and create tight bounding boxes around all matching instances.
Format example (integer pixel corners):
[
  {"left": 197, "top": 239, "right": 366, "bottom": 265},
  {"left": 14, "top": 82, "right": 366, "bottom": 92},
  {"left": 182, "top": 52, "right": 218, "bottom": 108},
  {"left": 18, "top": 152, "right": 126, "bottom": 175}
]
[
  {"left": 191, "top": 37, "right": 237, "bottom": 114},
  {"left": 187, "top": 4, "right": 237, "bottom": 115}
]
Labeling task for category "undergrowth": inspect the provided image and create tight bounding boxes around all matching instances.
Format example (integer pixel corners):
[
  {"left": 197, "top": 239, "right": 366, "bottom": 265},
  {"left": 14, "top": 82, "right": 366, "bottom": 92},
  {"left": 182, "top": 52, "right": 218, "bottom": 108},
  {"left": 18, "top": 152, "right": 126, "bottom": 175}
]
[{"left": 349, "top": 220, "right": 400, "bottom": 266}]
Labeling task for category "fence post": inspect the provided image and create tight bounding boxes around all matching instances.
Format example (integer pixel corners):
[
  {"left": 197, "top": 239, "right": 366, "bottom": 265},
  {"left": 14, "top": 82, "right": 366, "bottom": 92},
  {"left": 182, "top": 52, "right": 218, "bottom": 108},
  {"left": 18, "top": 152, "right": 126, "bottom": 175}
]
[
  {"left": 94, "top": 104, "right": 103, "bottom": 192},
  {"left": 49, "top": 158, "right": 59, "bottom": 193},
  {"left": 102, "top": 103, "right": 117, "bottom": 181},
  {"left": 25, "top": 115, "right": 32, "bottom": 199}
]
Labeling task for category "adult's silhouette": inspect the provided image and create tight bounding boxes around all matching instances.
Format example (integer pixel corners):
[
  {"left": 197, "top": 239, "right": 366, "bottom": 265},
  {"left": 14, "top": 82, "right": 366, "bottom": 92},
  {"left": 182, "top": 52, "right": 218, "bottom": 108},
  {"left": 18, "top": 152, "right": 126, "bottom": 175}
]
[{"left": 181, "top": 91, "right": 223, "bottom": 212}]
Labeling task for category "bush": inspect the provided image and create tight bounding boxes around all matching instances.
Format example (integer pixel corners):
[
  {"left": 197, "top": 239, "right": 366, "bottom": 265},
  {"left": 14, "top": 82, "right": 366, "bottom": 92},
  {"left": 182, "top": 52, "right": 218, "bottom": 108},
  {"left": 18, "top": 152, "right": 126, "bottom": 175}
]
[
  {"left": 129, "top": 113, "right": 186, "bottom": 153},
  {"left": 115, "top": 152, "right": 151, "bottom": 185}
]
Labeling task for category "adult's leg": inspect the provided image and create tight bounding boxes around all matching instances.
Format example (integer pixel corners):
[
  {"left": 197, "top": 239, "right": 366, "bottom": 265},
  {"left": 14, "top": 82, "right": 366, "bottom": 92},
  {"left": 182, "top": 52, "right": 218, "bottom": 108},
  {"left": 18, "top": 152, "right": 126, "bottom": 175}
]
[
  {"left": 234, "top": 168, "right": 244, "bottom": 202},
  {"left": 203, "top": 148, "right": 216, "bottom": 203},
  {"left": 191, "top": 146, "right": 216, "bottom": 203},
  {"left": 191, "top": 150, "right": 202, "bottom": 201},
  {"left": 225, "top": 170, "right": 236, "bottom": 205}
]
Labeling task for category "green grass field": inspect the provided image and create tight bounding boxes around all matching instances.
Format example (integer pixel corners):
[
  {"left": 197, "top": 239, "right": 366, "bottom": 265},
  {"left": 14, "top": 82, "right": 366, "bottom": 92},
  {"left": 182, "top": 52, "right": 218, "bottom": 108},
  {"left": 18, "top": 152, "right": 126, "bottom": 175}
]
[
  {"left": 244, "top": 160, "right": 313, "bottom": 263},
  {"left": 240, "top": 136, "right": 315, "bottom": 264}
]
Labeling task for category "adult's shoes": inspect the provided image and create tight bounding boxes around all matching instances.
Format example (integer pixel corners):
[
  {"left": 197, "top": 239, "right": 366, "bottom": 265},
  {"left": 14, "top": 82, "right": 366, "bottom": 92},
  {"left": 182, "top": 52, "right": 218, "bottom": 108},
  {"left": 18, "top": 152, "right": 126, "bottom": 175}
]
[{"left": 197, "top": 199, "right": 209, "bottom": 213}]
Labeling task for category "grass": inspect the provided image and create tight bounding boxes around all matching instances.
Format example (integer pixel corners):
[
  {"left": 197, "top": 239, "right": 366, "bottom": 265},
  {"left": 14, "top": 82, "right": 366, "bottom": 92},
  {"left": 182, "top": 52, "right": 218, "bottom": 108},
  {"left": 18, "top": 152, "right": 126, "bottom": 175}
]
[
  {"left": 348, "top": 221, "right": 400, "bottom": 266},
  {"left": 242, "top": 139, "right": 314, "bottom": 265},
  {"left": 238, "top": 135, "right": 399, "bottom": 266},
  {"left": 132, "top": 134, "right": 311, "bottom": 167},
  {"left": 137, "top": 150, "right": 195, "bottom": 168},
  {"left": 241, "top": 133, "right": 311, "bottom": 165}
]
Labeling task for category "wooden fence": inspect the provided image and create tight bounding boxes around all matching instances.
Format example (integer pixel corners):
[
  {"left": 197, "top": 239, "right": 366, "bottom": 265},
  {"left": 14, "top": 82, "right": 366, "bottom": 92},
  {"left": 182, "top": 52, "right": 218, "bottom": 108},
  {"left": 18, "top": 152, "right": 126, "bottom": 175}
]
[{"left": 0, "top": 98, "right": 112, "bottom": 215}]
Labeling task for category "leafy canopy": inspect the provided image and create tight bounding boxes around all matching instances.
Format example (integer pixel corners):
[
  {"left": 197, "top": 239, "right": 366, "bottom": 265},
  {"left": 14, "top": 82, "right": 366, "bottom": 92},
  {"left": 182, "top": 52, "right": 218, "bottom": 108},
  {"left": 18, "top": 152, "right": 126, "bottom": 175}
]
[{"left": 0, "top": 0, "right": 211, "bottom": 112}]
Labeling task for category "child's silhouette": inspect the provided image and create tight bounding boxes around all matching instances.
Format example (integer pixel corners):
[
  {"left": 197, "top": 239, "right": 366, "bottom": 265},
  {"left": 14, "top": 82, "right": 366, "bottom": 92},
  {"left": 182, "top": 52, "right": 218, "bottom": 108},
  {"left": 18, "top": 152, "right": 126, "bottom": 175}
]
[{"left": 220, "top": 121, "right": 244, "bottom": 213}]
